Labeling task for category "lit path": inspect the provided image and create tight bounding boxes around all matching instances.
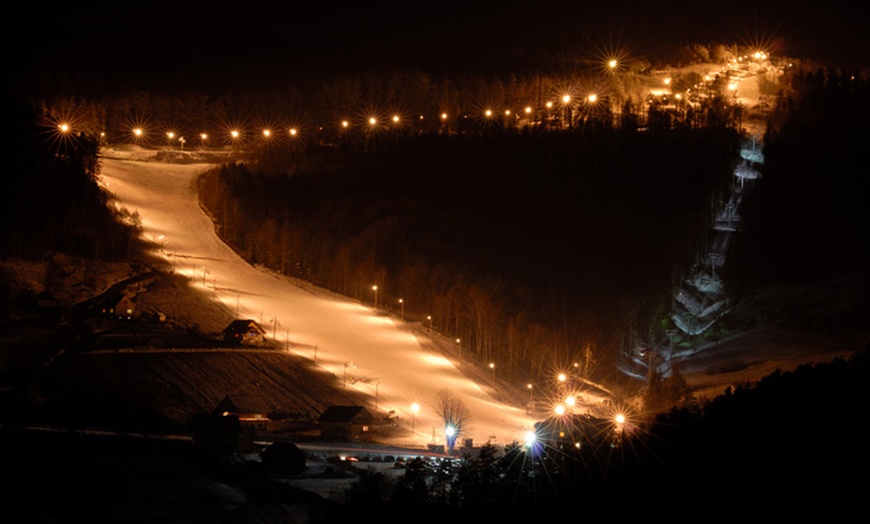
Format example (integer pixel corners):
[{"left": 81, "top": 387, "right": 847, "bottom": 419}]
[{"left": 99, "top": 156, "right": 535, "bottom": 448}]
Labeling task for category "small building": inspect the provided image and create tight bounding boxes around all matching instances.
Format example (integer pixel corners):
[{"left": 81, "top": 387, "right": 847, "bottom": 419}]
[
  {"left": 222, "top": 319, "right": 267, "bottom": 346},
  {"left": 213, "top": 394, "right": 271, "bottom": 433},
  {"left": 318, "top": 405, "right": 375, "bottom": 443},
  {"left": 102, "top": 293, "right": 137, "bottom": 320},
  {"left": 192, "top": 412, "right": 253, "bottom": 454},
  {"left": 261, "top": 441, "right": 306, "bottom": 474}
]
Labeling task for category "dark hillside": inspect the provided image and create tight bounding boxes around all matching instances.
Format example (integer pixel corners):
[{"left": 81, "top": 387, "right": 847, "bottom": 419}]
[
  {"left": 729, "top": 70, "right": 870, "bottom": 295},
  {"left": 200, "top": 124, "right": 740, "bottom": 379},
  {"left": 1, "top": 96, "right": 141, "bottom": 260}
]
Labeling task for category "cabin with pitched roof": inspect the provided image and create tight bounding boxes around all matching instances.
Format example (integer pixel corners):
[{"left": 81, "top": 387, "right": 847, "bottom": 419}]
[
  {"left": 213, "top": 394, "right": 271, "bottom": 432},
  {"left": 318, "top": 405, "right": 375, "bottom": 443},
  {"left": 222, "top": 319, "right": 267, "bottom": 346},
  {"left": 101, "top": 293, "right": 137, "bottom": 320}
]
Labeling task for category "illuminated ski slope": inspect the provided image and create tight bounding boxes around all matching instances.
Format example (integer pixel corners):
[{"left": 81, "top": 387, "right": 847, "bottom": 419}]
[{"left": 100, "top": 156, "right": 541, "bottom": 448}]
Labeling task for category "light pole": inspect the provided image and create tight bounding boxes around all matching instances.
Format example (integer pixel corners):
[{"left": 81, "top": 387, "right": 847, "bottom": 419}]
[
  {"left": 561, "top": 94, "right": 572, "bottom": 129},
  {"left": 489, "top": 362, "right": 495, "bottom": 384},
  {"left": 344, "top": 362, "right": 354, "bottom": 388},
  {"left": 445, "top": 424, "right": 457, "bottom": 453},
  {"left": 230, "top": 129, "right": 240, "bottom": 157},
  {"left": 456, "top": 339, "right": 461, "bottom": 361},
  {"left": 666, "top": 329, "right": 677, "bottom": 358},
  {"left": 411, "top": 403, "right": 420, "bottom": 434},
  {"left": 584, "top": 345, "right": 593, "bottom": 379},
  {"left": 374, "top": 381, "right": 380, "bottom": 411},
  {"left": 565, "top": 394, "right": 576, "bottom": 414},
  {"left": 615, "top": 413, "right": 626, "bottom": 446},
  {"left": 708, "top": 252, "right": 719, "bottom": 279},
  {"left": 427, "top": 315, "right": 432, "bottom": 335},
  {"left": 398, "top": 298, "right": 404, "bottom": 320},
  {"left": 527, "top": 383, "right": 533, "bottom": 414},
  {"left": 271, "top": 317, "right": 280, "bottom": 339},
  {"left": 372, "top": 285, "right": 378, "bottom": 310},
  {"left": 645, "top": 349, "right": 657, "bottom": 383}
]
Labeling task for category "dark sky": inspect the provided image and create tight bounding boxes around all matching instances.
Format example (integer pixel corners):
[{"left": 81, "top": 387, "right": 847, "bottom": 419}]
[{"left": 5, "top": 1, "right": 869, "bottom": 94}]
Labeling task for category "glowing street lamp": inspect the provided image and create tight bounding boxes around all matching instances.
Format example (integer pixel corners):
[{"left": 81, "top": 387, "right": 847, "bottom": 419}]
[
  {"left": 608, "top": 59, "right": 618, "bottom": 70},
  {"left": 614, "top": 413, "right": 627, "bottom": 446},
  {"left": 411, "top": 402, "right": 420, "bottom": 433},
  {"left": 524, "top": 430, "right": 537, "bottom": 449},
  {"left": 427, "top": 315, "right": 432, "bottom": 334},
  {"left": 489, "top": 362, "right": 495, "bottom": 384},
  {"left": 561, "top": 94, "right": 572, "bottom": 128},
  {"left": 229, "top": 129, "right": 241, "bottom": 155},
  {"left": 445, "top": 424, "right": 457, "bottom": 452},
  {"left": 587, "top": 93, "right": 598, "bottom": 104},
  {"left": 372, "top": 285, "right": 378, "bottom": 309},
  {"left": 456, "top": 338, "right": 461, "bottom": 361},
  {"left": 398, "top": 298, "right": 404, "bottom": 320}
]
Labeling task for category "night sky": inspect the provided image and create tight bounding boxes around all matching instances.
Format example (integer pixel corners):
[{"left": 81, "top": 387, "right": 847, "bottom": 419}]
[{"left": 5, "top": 0, "right": 869, "bottom": 95}]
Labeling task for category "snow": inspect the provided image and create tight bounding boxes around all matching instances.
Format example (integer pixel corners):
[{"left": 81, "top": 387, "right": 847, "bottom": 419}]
[{"left": 97, "top": 152, "right": 552, "bottom": 449}]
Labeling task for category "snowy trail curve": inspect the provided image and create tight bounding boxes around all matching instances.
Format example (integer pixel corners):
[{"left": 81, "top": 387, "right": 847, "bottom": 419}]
[{"left": 99, "top": 155, "right": 533, "bottom": 448}]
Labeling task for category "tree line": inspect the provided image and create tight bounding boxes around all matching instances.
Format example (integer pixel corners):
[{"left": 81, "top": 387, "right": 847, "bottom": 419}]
[{"left": 318, "top": 346, "right": 869, "bottom": 521}]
